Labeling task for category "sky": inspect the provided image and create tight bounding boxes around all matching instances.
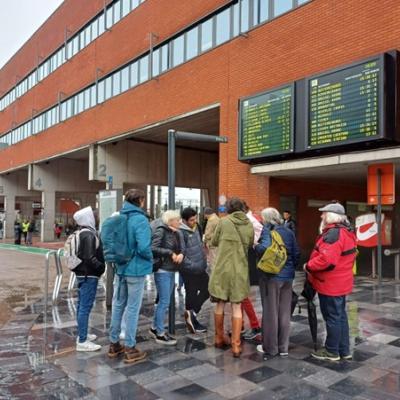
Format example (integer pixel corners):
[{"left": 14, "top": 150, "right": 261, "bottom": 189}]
[{"left": 0, "top": 0, "right": 64, "bottom": 69}]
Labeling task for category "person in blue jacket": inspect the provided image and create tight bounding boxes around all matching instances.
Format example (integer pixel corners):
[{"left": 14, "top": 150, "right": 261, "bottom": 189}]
[
  {"left": 255, "top": 207, "right": 300, "bottom": 358},
  {"left": 108, "top": 189, "right": 153, "bottom": 364}
]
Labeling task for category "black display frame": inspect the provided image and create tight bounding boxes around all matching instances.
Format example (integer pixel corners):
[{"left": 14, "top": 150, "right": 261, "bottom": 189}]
[
  {"left": 238, "top": 83, "right": 295, "bottom": 161},
  {"left": 304, "top": 54, "right": 386, "bottom": 151}
]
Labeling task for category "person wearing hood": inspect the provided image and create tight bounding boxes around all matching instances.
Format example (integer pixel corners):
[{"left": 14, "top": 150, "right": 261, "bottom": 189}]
[
  {"left": 255, "top": 208, "right": 300, "bottom": 359},
  {"left": 208, "top": 197, "right": 254, "bottom": 357},
  {"left": 304, "top": 202, "right": 357, "bottom": 362},
  {"left": 73, "top": 206, "right": 105, "bottom": 352},
  {"left": 179, "top": 207, "right": 209, "bottom": 334},
  {"left": 108, "top": 189, "right": 153, "bottom": 363}
]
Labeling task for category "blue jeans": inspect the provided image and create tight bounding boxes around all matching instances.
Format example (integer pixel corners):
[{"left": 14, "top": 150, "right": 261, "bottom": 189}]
[
  {"left": 76, "top": 277, "right": 98, "bottom": 343},
  {"left": 153, "top": 272, "right": 175, "bottom": 335},
  {"left": 109, "top": 275, "right": 145, "bottom": 348},
  {"left": 318, "top": 294, "right": 350, "bottom": 356}
]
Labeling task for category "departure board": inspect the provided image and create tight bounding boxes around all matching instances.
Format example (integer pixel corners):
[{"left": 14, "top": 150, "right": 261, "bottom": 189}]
[
  {"left": 239, "top": 85, "right": 293, "bottom": 160},
  {"left": 308, "top": 59, "right": 381, "bottom": 148}
]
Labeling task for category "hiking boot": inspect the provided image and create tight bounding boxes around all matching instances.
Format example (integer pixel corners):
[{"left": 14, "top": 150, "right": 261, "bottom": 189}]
[
  {"left": 108, "top": 342, "right": 125, "bottom": 358},
  {"left": 341, "top": 353, "right": 353, "bottom": 360},
  {"left": 76, "top": 333, "right": 97, "bottom": 344},
  {"left": 184, "top": 310, "right": 196, "bottom": 334},
  {"left": 242, "top": 327, "right": 262, "bottom": 340},
  {"left": 311, "top": 348, "right": 340, "bottom": 361},
  {"left": 124, "top": 346, "right": 147, "bottom": 364},
  {"left": 76, "top": 340, "right": 101, "bottom": 352},
  {"left": 155, "top": 333, "right": 177, "bottom": 345}
]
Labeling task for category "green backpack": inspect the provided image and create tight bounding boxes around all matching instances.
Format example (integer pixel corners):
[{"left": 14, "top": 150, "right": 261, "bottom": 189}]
[{"left": 257, "top": 230, "right": 287, "bottom": 274}]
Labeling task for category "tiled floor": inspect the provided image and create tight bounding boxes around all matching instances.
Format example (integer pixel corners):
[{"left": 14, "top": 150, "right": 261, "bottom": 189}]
[{"left": 1, "top": 274, "right": 400, "bottom": 399}]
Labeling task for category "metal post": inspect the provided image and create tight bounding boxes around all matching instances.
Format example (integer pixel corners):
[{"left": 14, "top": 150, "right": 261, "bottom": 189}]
[
  {"left": 105, "top": 263, "right": 114, "bottom": 308},
  {"left": 377, "top": 168, "right": 382, "bottom": 283},
  {"left": 372, "top": 248, "right": 376, "bottom": 278},
  {"left": 44, "top": 250, "right": 56, "bottom": 357},
  {"left": 395, "top": 253, "right": 400, "bottom": 281},
  {"left": 167, "top": 130, "right": 176, "bottom": 334}
]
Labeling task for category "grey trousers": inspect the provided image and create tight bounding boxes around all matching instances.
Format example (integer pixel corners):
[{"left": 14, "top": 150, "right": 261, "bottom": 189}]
[{"left": 259, "top": 278, "right": 293, "bottom": 356}]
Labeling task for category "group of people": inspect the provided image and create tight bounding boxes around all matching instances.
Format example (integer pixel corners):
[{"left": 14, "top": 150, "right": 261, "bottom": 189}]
[
  {"left": 14, "top": 218, "right": 35, "bottom": 245},
  {"left": 71, "top": 189, "right": 357, "bottom": 366}
]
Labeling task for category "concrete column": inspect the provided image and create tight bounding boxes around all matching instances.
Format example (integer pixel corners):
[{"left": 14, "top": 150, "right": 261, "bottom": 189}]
[
  {"left": 41, "top": 191, "right": 56, "bottom": 242},
  {"left": 4, "top": 193, "right": 16, "bottom": 239}
]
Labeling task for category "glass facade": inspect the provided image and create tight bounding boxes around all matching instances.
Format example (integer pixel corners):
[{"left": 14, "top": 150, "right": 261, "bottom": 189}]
[{"left": 0, "top": 0, "right": 311, "bottom": 149}]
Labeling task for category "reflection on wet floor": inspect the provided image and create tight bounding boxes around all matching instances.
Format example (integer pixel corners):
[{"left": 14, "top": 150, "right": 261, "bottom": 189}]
[{"left": 1, "top": 274, "right": 400, "bottom": 399}]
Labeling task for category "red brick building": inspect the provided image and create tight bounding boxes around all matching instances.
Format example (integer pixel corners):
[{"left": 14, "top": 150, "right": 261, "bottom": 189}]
[{"left": 1, "top": 0, "right": 399, "bottom": 275}]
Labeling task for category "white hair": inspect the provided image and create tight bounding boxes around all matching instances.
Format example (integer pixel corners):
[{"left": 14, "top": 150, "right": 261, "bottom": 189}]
[
  {"left": 161, "top": 210, "right": 181, "bottom": 225},
  {"left": 320, "top": 212, "right": 348, "bottom": 233},
  {"left": 261, "top": 207, "right": 283, "bottom": 225}
]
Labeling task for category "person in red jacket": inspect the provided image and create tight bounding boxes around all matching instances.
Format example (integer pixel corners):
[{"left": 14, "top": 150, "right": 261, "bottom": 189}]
[{"left": 304, "top": 202, "right": 357, "bottom": 361}]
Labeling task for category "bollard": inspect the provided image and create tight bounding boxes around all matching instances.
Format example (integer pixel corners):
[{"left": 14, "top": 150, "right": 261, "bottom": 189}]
[{"left": 383, "top": 248, "right": 400, "bottom": 281}]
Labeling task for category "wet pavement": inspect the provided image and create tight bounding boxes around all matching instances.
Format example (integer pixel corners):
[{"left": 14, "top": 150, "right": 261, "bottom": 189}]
[{"left": 1, "top": 269, "right": 400, "bottom": 399}]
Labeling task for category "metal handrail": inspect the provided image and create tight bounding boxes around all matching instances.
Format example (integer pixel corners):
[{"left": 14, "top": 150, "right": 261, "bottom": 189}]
[
  {"left": 52, "top": 248, "right": 64, "bottom": 303},
  {"left": 384, "top": 248, "right": 400, "bottom": 281},
  {"left": 44, "top": 250, "right": 57, "bottom": 331}
]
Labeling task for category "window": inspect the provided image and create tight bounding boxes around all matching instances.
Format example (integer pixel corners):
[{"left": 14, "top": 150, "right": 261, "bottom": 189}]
[
  {"left": 121, "top": 66, "right": 130, "bottom": 91},
  {"left": 201, "top": 19, "right": 213, "bottom": 52},
  {"left": 80, "top": 31, "right": 86, "bottom": 50},
  {"left": 130, "top": 62, "right": 138, "bottom": 87},
  {"left": 90, "top": 86, "right": 96, "bottom": 107},
  {"left": 66, "top": 98, "right": 73, "bottom": 118},
  {"left": 253, "top": 0, "right": 259, "bottom": 25},
  {"left": 60, "top": 102, "right": 67, "bottom": 121},
  {"left": 106, "top": 6, "right": 113, "bottom": 29},
  {"left": 84, "top": 88, "right": 91, "bottom": 110},
  {"left": 132, "top": 0, "right": 139, "bottom": 8},
  {"left": 76, "top": 91, "right": 84, "bottom": 114},
  {"left": 72, "top": 36, "right": 80, "bottom": 56},
  {"left": 91, "top": 18, "right": 99, "bottom": 40},
  {"left": 113, "top": 1, "right": 121, "bottom": 24},
  {"left": 152, "top": 48, "right": 160, "bottom": 77},
  {"left": 122, "top": 0, "right": 130, "bottom": 17},
  {"left": 160, "top": 44, "right": 169, "bottom": 72},
  {"left": 240, "top": 0, "right": 250, "bottom": 32},
  {"left": 186, "top": 26, "right": 198, "bottom": 60},
  {"left": 298, "top": 0, "right": 309, "bottom": 4},
  {"left": 66, "top": 41, "right": 73, "bottom": 59},
  {"left": 216, "top": 8, "right": 230, "bottom": 45},
  {"left": 112, "top": 71, "right": 121, "bottom": 96},
  {"left": 139, "top": 56, "right": 149, "bottom": 82},
  {"left": 233, "top": 3, "right": 240, "bottom": 37},
  {"left": 97, "top": 80, "right": 105, "bottom": 103},
  {"left": 172, "top": 36, "right": 184, "bottom": 67},
  {"left": 98, "top": 14, "right": 105, "bottom": 35},
  {"left": 84, "top": 25, "right": 91, "bottom": 47},
  {"left": 260, "top": 0, "right": 269, "bottom": 22},
  {"left": 274, "top": 0, "right": 293, "bottom": 16},
  {"left": 105, "top": 76, "right": 113, "bottom": 100}
]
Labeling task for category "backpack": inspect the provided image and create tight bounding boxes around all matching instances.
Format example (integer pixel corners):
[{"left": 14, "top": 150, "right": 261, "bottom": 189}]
[
  {"left": 100, "top": 213, "right": 133, "bottom": 264},
  {"left": 64, "top": 228, "right": 91, "bottom": 271},
  {"left": 257, "top": 230, "right": 287, "bottom": 274}
]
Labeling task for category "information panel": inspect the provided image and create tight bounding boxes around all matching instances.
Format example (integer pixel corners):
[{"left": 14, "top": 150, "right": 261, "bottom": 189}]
[
  {"left": 239, "top": 85, "right": 293, "bottom": 160},
  {"left": 308, "top": 59, "right": 382, "bottom": 148}
]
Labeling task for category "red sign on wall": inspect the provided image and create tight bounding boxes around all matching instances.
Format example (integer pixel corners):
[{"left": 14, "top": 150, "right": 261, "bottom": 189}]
[
  {"left": 355, "top": 213, "right": 392, "bottom": 247},
  {"left": 367, "top": 163, "right": 395, "bottom": 205}
]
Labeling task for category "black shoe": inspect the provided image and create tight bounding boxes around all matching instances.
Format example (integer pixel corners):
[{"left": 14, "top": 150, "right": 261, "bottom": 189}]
[
  {"left": 149, "top": 327, "right": 157, "bottom": 339},
  {"left": 184, "top": 310, "right": 196, "bottom": 334},
  {"left": 192, "top": 316, "right": 207, "bottom": 333},
  {"left": 155, "top": 333, "right": 177, "bottom": 345}
]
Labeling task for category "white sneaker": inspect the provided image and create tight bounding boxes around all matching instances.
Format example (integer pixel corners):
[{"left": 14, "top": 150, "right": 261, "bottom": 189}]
[
  {"left": 76, "top": 340, "right": 101, "bottom": 352},
  {"left": 76, "top": 333, "right": 97, "bottom": 343},
  {"left": 279, "top": 352, "right": 289, "bottom": 357},
  {"left": 119, "top": 331, "right": 126, "bottom": 340},
  {"left": 256, "top": 344, "right": 265, "bottom": 354}
]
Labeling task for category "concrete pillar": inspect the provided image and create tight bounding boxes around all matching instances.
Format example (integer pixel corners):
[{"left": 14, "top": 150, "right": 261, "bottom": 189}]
[
  {"left": 4, "top": 193, "right": 16, "bottom": 239},
  {"left": 41, "top": 191, "right": 56, "bottom": 242}
]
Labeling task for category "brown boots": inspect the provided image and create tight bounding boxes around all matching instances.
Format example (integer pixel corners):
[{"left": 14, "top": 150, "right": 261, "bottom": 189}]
[
  {"left": 214, "top": 313, "right": 230, "bottom": 349},
  {"left": 214, "top": 313, "right": 242, "bottom": 357},
  {"left": 231, "top": 317, "right": 243, "bottom": 358}
]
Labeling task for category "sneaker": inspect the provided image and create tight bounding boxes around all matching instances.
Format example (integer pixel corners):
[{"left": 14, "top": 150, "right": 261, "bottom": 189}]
[
  {"left": 192, "top": 314, "right": 207, "bottom": 333},
  {"left": 76, "top": 333, "right": 97, "bottom": 344},
  {"left": 155, "top": 333, "right": 177, "bottom": 345},
  {"left": 311, "top": 348, "right": 340, "bottom": 361},
  {"left": 256, "top": 344, "right": 265, "bottom": 354},
  {"left": 76, "top": 340, "right": 101, "bottom": 352},
  {"left": 243, "top": 327, "right": 262, "bottom": 340},
  {"left": 184, "top": 310, "right": 196, "bottom": 334},
  {"left": 148, "top": 327, "right": 157, "bottom": 339},
  {"left": 124, "top": 346, "right": 147, "bottom": 364},
  {"left": 279, "top": 352, "right": 289, "bottom": 357},
  {"left": 341, "top": 354, "right": 353, "bottom": 360},
  {"left": 108, "top": 342, "right": 125, "bottom": 358},
  {"left": 119, "top": 331, "right": 126, "bottom": 340}
]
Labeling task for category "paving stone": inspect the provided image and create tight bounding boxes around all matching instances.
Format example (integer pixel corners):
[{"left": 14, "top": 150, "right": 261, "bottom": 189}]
[
  {"left": 329, "top": 376, "right": 367, "bottom": 397},
  {"left": 96, "top": 380, "right": 159, "bottom": 400},
  {"left": 213, "top": 377, "right": 259, "bottom": 399},
  {"left": 349, "top": 365, "right": 389, "bottom": 382},
  {"left": 177, "top": 362, "right": 220, "bottom": 380},
  {"left": 304, "top": 368, "right": 344, "bottom": 387}
]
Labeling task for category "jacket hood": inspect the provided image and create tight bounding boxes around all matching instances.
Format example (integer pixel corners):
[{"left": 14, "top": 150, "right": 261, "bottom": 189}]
[
  {"left": 120, "top": 201, "right": 145, "bottom": 215},
  {"left": 180, "top": 222, "right": 194, "bottom": 232},
  {"left": 228, "top": 211, "right": 250, "bottom": 225},
  {"left": 73, "top": 206, "right": 96, "bottom": 230}
]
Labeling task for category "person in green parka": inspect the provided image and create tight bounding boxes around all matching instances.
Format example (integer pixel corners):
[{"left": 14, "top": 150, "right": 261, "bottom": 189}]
[{"left": 209, "top": 197, "right": 254, "bottom": 357}]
